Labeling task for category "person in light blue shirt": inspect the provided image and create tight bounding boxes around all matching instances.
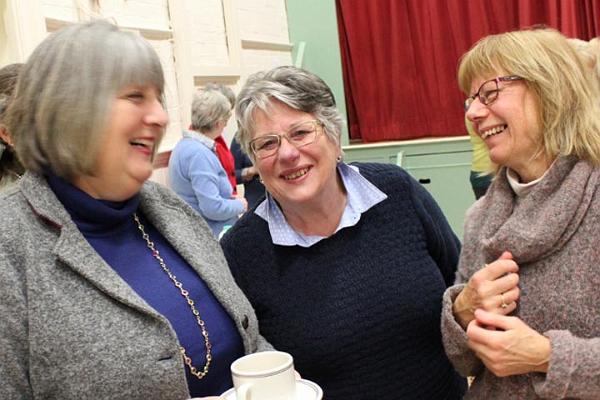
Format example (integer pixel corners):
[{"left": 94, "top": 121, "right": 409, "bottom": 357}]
[
  {"left": 169, "top": 89, "right": 247, "bottom": 237},
  {"left": 255, "top": 161, "right": 386, "bottom": 247}
]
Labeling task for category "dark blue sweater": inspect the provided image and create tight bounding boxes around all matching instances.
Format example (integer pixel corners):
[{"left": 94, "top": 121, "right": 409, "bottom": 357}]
[
  {"left": 221, "top": 163, "right": 467, "bottom": 400},
  {"left": 46, "top": 173, "right": 244, "bottom": 397}
]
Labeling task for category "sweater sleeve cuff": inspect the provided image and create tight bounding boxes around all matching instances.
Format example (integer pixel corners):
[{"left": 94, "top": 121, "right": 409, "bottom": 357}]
[
  {"left": 233, "top": 199, "right": 245, "bottom": 214},
  {"left": 531, "top": 330, "right": 573, "bottom": 399},
  {"left": 441, "top": 284, "right": 481, "bottom": 376},
  {"left": 531, "top": 330, "right": 600, "bottom": 399}
]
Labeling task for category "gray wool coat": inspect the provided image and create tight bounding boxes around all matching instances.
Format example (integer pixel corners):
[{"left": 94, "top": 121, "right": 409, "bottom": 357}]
[
  {"left": 441, "top": 157, "right": 600, "bottom": 399},
  {"left": 0, "top": 172, "right": 272, "bottom": 400}
]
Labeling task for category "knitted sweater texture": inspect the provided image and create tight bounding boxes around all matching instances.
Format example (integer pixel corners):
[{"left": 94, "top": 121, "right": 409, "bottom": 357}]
[
  {"left": 441, "top": 157, "right": 600, "bottom": 399},
  {"left": 221, "top": 162, "right": 467, "bottom": 400}
]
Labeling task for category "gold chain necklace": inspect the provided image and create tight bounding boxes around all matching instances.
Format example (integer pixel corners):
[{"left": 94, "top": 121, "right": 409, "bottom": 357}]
[{"left": 133, "top": 213, "right": 212, "bottom": 379}]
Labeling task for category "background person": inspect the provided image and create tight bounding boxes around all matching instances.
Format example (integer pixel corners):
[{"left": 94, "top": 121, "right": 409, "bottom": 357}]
[
  {"left": 221, "top": 66, "right": 467, "bottom": 400},
  {"left": 204, "top": 82, "right": 238, "bottom": 194},
  {"left": 568, "top": 37, "right": 600, "bottom": 97},
  {"left": 441, "top": 28, "right": 600, "bottom": 399},
  {"left": 0, "top": 20, "right": 269, "bottom": 400},
  {"left": 466, "top": 118, "right": 492, "bottom": 199},
  {"left": 230, "top": 136, "right": 264, "bottom": 208},
  {"left": 169, "top": 88, "right": 247, "bottom": 237},
  {"left": 204, "top": 83, "right": 264, "bottom": 209},
  {"left": 0, "top": 63, "right": 24, "bottom": 190}
]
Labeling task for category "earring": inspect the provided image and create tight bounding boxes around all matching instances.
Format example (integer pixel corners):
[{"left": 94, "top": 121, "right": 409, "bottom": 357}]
[{"left": 336, "top": 155, "right": 343, "bottom": 163}]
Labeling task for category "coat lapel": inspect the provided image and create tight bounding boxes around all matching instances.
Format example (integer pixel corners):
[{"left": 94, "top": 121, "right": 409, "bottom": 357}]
[
  {"left": 139, "top": 183, "right": 245, "bottom": 322},
  {"left": 20, "top": 172, "right": 164, "bottom": 319}
]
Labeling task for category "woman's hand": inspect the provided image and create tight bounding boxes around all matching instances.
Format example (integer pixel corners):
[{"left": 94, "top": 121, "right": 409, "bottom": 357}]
[
  {"left": 234, "top": 195, "right": 248, "bottom": 212},
  {"left": 241, "top": 166, "right": 258, "bottom": 182},
  {"left": 466, "top": 309, "right": 551, "bottom": 377},
  {"left": 453, "top": 251, "right": 519, "bottom": 329}
]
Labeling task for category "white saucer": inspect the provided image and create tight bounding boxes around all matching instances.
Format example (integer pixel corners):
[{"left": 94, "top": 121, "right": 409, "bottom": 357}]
[{"left": 221, "top": 379, "right": 323, "bottom": 400}]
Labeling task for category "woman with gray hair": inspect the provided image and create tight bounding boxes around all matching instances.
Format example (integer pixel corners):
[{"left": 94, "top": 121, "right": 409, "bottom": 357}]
[
  {"left": 0, "top": 20, "right": 270, "bottom": 400},
  {"left": 169, "top": 88, "right": 247, "bottom": 237},
  {"left": 220, "top": 66, "right": 466, "bottom": 399},
  {"left": 0, "top": 63, "right": 24, "bottom": 190},
  {"left": 203, "top": 83, "right": 239, "bottom": 194}
]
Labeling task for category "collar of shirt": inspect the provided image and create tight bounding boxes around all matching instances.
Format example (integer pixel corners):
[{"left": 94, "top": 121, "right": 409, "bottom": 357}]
[
  {"left": 506, "top": 158, "right": 557, "bottom": 198},
  {"left": 255, "top": 162, "right": 387, "bottom": 247},
  {"left": 183, "top": 130, "right": 216, "bottom": 152}
]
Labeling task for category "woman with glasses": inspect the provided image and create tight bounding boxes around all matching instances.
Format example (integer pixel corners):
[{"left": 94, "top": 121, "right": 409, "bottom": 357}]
[
  {"left": 169, "top": 88, "right": 248, "bottom": 237},
  {"left": 220, "top": 66, "right": 467, "bottom": 399},
  {"left": 441, "top": 28, "right": 600, "bottom": 399}
]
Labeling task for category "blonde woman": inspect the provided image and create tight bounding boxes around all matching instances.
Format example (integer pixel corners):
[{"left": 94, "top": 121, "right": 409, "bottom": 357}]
[{"left": 442, "top": 28, "right": 600, "bottom": 399}]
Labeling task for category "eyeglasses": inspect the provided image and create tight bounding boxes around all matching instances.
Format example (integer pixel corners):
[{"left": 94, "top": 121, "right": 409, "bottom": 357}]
[
  {"left": 249, "top": 120, "right": 323, "bottom": 159},
  {"left": 464, "top": 75, "right": 523, "bottom": 111}
]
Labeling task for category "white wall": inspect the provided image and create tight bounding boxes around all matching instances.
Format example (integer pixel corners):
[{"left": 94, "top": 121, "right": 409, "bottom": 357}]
[{"left": 1, "top": 0, "right": 293, "bottom": 184}]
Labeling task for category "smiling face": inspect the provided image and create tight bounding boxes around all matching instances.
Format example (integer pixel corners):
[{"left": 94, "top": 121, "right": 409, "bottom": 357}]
[
  {"left": 252, "top": 100, "right": 343, "bottom": 211},
  {"left": 72, "top": 85, "right": 168, "bottom": 200},
  {"left": 465, "top": 74, "right": 551, "bottom": 182}
]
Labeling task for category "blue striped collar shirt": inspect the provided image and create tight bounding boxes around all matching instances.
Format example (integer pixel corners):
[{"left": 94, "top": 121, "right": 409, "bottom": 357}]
[{"left": 255, "top": 162, "right": 387, "bottom": 247}]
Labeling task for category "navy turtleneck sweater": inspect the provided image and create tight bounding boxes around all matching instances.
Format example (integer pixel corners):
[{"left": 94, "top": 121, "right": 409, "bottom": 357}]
[{"left": 46, "top": 173, "right": 244, "bottom": 397}]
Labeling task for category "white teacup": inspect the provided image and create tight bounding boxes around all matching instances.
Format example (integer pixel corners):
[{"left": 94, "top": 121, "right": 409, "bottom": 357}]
[{"left": 230, "top": 351, "right": 296, "bottom": 400}]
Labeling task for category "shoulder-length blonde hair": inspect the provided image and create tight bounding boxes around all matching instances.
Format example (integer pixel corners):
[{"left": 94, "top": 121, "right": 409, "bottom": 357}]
[
  {"left": 5, "top": 20, "right": 165, "bottom": 179},
  {"left": 459, "top": 28, "right": 600, "bottom": 166}
]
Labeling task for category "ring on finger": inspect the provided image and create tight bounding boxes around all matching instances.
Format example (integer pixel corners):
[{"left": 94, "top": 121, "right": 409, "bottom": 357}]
[{"left": 500, "top": 293, "right": 509, "bottom": 309}]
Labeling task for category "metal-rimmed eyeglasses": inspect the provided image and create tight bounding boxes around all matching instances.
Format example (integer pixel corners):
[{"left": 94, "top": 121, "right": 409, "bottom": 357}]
[
  {"left": 464, "top": 75, "right": 523, "bottom": 111},
  {"left": 249, "top": 120, "right": 323, "bottom": 159}
]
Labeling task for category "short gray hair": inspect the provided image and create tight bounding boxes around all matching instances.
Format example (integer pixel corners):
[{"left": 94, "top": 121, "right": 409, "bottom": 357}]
[
  {"left": 0, "top": 63, "right": 23, "bottom": 97},
  {"left": 190, "top": 89, "right": 231, "bottom": 133},
  {"left": 235, "top": 66, "right": 343, "bottom": 161},
  {"left": 204, "top": 82, "right": 236, "bottom": 109},
  {"left": 0, "top": 95, "right": 10, "bottom": 122},
  {"left": 0, "top": 63, "right": 23, "bottom": 122},
  {"left": 5, "top": 20, "right": 165, "bottom": 179}
]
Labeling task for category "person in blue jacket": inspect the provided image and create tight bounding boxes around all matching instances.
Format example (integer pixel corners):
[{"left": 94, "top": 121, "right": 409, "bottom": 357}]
[{"left": 169, "top": 88, "right": 247, "bottom": 237}]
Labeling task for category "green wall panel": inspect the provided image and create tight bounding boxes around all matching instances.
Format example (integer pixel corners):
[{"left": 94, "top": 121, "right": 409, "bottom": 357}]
[
  {"left": 343, "top": 137, "right": 476, "bottom": 239},
  {"left": 286, "top": 0, "right": 349, "bottom": 145}
]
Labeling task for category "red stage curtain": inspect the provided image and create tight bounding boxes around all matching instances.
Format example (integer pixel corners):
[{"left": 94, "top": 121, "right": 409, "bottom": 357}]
[{"left": 337, "top": 0, "right": 600, "bottom": 143}]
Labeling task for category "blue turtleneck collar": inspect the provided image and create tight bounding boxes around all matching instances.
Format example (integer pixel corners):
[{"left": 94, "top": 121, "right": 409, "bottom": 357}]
[{"left": 45, "top": 171, "right": 141, "bottom": 236}]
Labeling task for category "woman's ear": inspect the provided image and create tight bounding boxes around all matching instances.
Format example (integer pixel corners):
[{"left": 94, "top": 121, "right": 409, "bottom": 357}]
[
  {"left": 0, "top": 125, "right": 13, "bottom": 146},
  {"left": 217, "top": 119, "right": 228, "bottom": 132}
]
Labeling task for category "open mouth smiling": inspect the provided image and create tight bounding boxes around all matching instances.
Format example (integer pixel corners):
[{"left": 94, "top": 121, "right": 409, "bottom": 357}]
[
  {"left": 130, "top": 140, "right": 151, "bottom": 148},
  {"left": 282, "top": 167, "right": 310, "bottom": 181},
  {"left": 481, "top": 124, "right": 507, "bottom": 140}
]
